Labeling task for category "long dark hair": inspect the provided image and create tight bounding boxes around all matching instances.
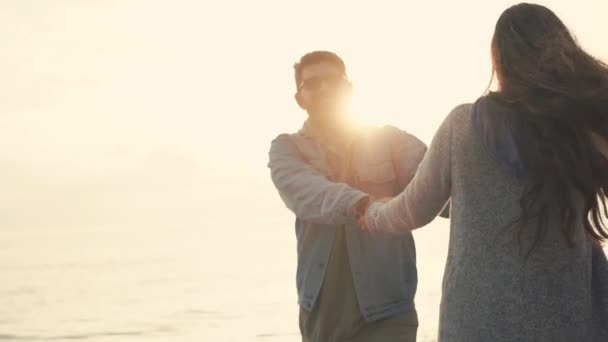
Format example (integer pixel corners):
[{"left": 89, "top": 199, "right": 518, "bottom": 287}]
[{"left": 484, "top": 3, "right": 608, "bottom": 252}]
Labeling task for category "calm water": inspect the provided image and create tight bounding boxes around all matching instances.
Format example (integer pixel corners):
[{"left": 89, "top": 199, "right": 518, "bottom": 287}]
[{"left": 0, "top": 216, "right": 449, "bottom": 342}]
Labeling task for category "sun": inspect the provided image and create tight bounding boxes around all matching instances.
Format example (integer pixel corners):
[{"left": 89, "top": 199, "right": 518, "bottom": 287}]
[{"left": 350, "top": 88, "right": 402, "bottom": 128}]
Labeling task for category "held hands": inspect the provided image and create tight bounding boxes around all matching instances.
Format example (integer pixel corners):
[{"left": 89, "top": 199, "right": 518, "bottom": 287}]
[{"left": 358, "top": 197, "right": 393, "bottom": 233}]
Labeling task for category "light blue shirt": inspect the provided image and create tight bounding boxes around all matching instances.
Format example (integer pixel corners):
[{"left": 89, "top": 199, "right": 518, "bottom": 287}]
[{"left": 268, "top": 122, "right": 440, "bottom": 322}]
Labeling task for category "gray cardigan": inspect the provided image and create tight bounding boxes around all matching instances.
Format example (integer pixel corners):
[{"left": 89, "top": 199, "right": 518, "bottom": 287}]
[{"left": 366, "top": 102, "right": 608, "bottom": 341}]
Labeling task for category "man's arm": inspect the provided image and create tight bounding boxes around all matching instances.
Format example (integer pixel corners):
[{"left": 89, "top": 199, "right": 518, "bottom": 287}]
[
  {"left": 268, "top": 134, "right": 369, "bottom": 224},
  {"left": 387, "top": 126, "right": 450, "bottom": 218}
]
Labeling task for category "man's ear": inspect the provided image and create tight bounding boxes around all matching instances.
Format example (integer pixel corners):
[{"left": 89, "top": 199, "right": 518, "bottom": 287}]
[{"left": 295, "top": 92, "right": 306, "bottom": 110}]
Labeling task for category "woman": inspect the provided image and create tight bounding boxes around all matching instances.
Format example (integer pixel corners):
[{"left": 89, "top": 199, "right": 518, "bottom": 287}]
[{"left": 361, "top": 3, "right": 608, "bottom": 341}]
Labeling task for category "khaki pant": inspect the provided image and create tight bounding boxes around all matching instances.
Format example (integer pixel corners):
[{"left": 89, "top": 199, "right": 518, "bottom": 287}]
[
  {"left": 299, "top": 224, "right": 418, "bottom": 342},
  {"left": 300, "top": 308, "right": 419, "bottom": 342}
]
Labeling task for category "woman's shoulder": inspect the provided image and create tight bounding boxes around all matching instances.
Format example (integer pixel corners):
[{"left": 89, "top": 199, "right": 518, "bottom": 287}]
[
  {"left": 441, "top": 102, "right": 476, "bottom": 133},
  {"left": 448, "top": 98, "right": 481, "bottom": 120}
]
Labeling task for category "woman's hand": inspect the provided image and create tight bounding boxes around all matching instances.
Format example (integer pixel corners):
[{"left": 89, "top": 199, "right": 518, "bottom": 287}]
[{"left": 358, "top": 197, "right": 393, "bottom": 233}]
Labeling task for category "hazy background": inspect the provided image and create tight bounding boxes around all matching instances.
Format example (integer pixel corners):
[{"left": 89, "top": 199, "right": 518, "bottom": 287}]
[{"left": 1, "top": 1, "right": 607, "bottom": 341}]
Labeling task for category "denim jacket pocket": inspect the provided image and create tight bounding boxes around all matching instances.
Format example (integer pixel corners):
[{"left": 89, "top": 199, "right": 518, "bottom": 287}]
[{"left": 290, "top": 135, "right": 331, "bottom": 176}]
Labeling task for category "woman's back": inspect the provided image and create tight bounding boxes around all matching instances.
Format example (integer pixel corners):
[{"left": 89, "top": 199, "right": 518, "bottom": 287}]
[{"left": 442, "top": 99, "right": 595, "bottom": 341}]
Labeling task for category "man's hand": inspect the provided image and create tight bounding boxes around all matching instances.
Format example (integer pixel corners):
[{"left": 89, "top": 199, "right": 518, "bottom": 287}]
[
  {"left": 358, "top": 197, "right": 393, "bottom": 232},
  {"left": 353, "top": 196, "right": 374, "bottom": 222}
]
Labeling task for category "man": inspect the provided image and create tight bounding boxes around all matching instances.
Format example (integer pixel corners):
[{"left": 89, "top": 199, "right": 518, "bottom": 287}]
[{"left": 268, "top": 51, "right": 446, "bottom": 341}]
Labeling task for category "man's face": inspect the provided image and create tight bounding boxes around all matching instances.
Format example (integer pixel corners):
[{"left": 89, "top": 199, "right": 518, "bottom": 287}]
[{"left": 296, "top": 61, "right": 351, "bottom": 121}]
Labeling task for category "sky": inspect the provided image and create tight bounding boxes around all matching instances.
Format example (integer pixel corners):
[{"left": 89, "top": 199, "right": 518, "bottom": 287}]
[{"left": 1, "top": 0, "right": 607, "bottom": 229}]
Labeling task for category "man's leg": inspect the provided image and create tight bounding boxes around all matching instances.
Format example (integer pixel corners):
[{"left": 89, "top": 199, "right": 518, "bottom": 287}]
[
  {"left": 298, "top": 225, "right": 361, "bottom": 342},
  {"left": 299, "top": 307, "right": 312, "bottom": 342},
  {"left": 352, "top": 309, "right": 419, "bottom": 342}
]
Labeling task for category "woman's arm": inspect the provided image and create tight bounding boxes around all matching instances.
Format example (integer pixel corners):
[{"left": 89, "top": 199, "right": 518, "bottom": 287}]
[{"left": 362, "top": 105, "right": 467, "bottom": 234}]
